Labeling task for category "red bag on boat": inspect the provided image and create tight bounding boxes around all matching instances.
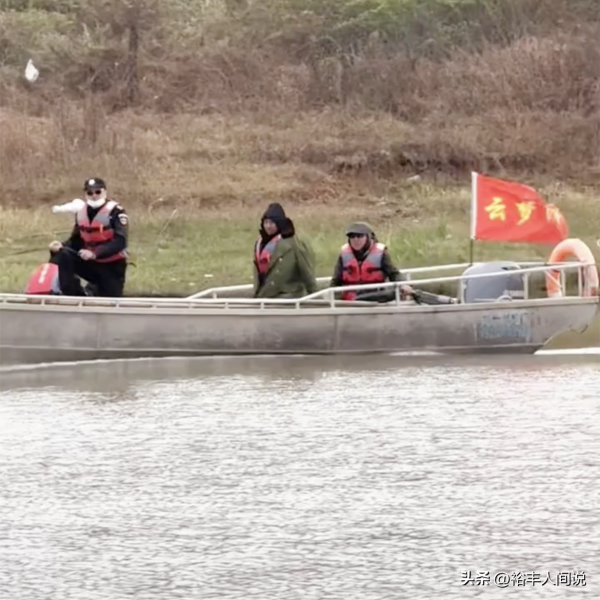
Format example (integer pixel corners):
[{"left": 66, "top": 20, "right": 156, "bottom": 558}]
[{"left": 25, "top": 263, "right": 61, "bottom": 295}]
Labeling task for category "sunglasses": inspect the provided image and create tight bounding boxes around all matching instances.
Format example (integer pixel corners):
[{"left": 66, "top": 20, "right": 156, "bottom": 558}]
[
  {"left": 85, "top": 189, "right": 104, "bottom": 196},
  {"left": 348, "top": 233, "right": 367, "bottom": 239}
]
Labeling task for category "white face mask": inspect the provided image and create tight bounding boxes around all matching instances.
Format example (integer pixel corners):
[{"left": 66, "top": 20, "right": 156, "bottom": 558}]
[{"left": 86, "top": 190, "right": 107, "bottom": 208}]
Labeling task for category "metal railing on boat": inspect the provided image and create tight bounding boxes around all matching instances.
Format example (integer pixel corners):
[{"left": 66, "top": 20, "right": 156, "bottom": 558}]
[
  {"left": 0, "top": 260, "right": 595, "bottom": 310},
  {"left": 185, "top": 262, "right": 477, "bottom": 300},
  {"left": 185, "top": 260, "right": 589, "bottom": 301}
]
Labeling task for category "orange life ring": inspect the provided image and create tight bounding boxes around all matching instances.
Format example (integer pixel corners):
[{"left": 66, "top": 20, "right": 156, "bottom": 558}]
[{"left": 545, "top": 238, "right": 599, "bottom": 298}]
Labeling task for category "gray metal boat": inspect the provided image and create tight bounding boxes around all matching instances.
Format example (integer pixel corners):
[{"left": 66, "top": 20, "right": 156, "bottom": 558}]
[{"left": 0, "top": 260, "right": 597, "bottom": 366}]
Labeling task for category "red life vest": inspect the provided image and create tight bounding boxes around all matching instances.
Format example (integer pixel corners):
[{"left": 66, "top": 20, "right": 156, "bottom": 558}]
[
  {"left": 76, "top": 200, "right": 128, "bottom": 263},
  {"left": 25, "top": 262, "right": 60, "bottom": 295},
  {"left": 340, "top": 241, "right": 386, "bottom": 300},
  {"left": 255, "top": 234, "right": 281, "bottom": 275}
]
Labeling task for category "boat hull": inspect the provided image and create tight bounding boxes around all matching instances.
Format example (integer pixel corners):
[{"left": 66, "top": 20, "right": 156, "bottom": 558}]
[{"left": 0, "top": 296, "right": 597, "bottom": 365}]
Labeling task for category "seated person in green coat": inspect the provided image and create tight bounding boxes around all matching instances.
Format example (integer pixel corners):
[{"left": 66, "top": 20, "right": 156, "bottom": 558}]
[{"left": 253, "top": 203, "right": 318, "bottom": 299}]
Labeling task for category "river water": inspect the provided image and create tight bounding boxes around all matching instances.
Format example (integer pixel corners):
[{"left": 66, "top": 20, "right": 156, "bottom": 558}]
[{"left": 1, "top": 353, "right": 598, "bottom": 599}]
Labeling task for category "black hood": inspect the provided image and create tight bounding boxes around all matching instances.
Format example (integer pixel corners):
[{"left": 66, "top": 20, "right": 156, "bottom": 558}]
[
  {"left": 260, "top": 202, "right": 295, "bottom": 239},
  {"left": 262, "top": 202, "right": 287, "bottom": 225}
]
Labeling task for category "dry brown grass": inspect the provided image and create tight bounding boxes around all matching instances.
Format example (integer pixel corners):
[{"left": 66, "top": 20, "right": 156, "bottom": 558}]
[
  {"left": 1, "top": 19, "right": 599, "bottom": 208},
  {"left": 1, "top": 102, "right": 599, "bottom": 212}
]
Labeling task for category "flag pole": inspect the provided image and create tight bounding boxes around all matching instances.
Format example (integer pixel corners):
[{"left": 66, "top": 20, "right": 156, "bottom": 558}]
[{"left": 469, "top": 171, "right": 477, "bottom": 265}]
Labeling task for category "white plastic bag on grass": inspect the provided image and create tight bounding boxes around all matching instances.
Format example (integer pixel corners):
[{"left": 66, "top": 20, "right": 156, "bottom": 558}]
[{"left": 25, "top": 59, "right": 39, "bottom": 83}]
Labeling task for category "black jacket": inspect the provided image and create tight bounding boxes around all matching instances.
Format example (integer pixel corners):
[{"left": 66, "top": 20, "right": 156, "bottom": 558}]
[{"left": 62, "top": 201, "right": 128, "bottom": 260}]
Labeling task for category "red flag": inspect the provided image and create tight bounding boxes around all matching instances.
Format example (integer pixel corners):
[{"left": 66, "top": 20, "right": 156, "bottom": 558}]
[{"left": 470, "top": 172, "right": 568, "bottom": 244}]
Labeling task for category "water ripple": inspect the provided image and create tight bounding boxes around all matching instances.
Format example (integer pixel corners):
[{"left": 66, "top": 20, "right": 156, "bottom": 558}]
[{"left": 1, "top": 356, "right": 598, "bottom": 599}]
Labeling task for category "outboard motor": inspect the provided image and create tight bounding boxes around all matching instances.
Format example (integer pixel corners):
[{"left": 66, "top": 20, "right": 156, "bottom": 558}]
[{"left": 461, "top": 261, "right": 525, "bottom": 303}]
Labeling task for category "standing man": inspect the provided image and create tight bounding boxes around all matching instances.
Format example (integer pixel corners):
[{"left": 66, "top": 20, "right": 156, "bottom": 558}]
[{"left": 48, "top": 177, "right": 129, "bottom": 297}]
